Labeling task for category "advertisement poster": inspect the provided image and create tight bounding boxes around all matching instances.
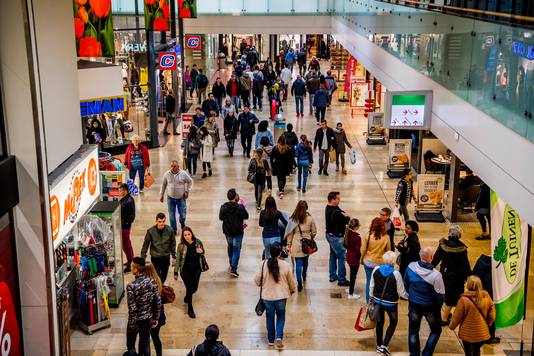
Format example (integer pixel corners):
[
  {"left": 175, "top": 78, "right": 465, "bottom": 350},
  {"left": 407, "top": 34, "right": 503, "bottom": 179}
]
[
  {"left": 416, "top": 174, "right": 445, "bottom": 210},
  {"left": 344, "top": 56, "right": 356, "bottom": 92},
  {"left": 350, "top": 82, "right": 369, "bottom": 108},
  {"left": 354, "top": 60, "right": 366, "bottom": 81},
  {"left": 367, "top": 112, "right": 385, "bottom": 139},
  {"left": 490, "top": 190, "right": 530, "bottom": 329},
  {"left": 388, "top": 139, "right": 411, "bottom": 170},
  {"left": 179, "top": 0, "right": 197, "bottom": 18},
  {"left": 390, "top": 95, "right": 426, "bottom": 127},
  {"left": 181, "top": 113, "right": 193, "bottom": 139},
  {"left": 144, "top": 0, "right": 170, "bottom": 31},
  {"left": 73, "top": 0, "right": 114, "bottom": 57}
]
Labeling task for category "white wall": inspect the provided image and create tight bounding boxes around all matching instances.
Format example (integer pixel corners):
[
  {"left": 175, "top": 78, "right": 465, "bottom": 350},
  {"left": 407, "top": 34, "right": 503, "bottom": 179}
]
[
  {"left": 332, "top": 17, "right": 534, "bottom": 226},
  {"left": 78, "top": 66, "right": 124, "bottom": 100}
]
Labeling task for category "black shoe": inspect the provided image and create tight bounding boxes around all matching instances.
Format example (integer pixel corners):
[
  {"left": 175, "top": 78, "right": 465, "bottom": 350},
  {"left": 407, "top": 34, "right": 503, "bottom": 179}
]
[
  {"left": 338, "top": 281, "right": 350, "bottom": 287},
  {"left": 440, "top": 319, "right": 450, "bottom": 326},
  {"left": 230, "top": 270, "right": 239, "bottom": 278},
  {"left": 323, "top": 171, "right": 329, "bottom": 176},
  {"left": 123, "top": 267, "right": 131, "bottom": 273},
  {"left": 475, "top": 235, "right": 491, "bottom": 240},
  {"left": 202, "top": 173, "right": 207, "bottom": 179},
  {"left": 163, "top": 132, "right": 170, "bottom": 135},
  {"left": 329, "top": 277, "right": 338, "bottom": 283},
  {"left": 209, "top": 170, "right": 212, "bottom": 176},
  {"left": 187, "top": 305, "right": 196, "bottom": 319},
  {"left": 302, "top": 271, "right": 307, "bottom": 282},
  {"left": 485, "top": 337, "right": 501, "bottom": 344},
  {"left": 173, "top": 132, "right": 180, "bottom": 135},
  {"left": 318, "top": 170, "right": 322, "bottom": 175},
  {"left": 298, "top": 283, "right": 303, "bottom": 292}
]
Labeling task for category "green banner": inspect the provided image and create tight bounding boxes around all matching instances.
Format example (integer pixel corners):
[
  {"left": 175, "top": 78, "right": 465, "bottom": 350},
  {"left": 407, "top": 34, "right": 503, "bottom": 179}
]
[{"left": 392, "top": 95, "right": 425, "bottom": 106}]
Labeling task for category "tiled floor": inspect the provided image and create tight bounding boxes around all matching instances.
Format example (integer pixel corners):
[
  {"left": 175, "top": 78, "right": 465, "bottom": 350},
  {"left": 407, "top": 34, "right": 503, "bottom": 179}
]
[{"left": 71, "top": 62, "right": 527, "bottom": 355}]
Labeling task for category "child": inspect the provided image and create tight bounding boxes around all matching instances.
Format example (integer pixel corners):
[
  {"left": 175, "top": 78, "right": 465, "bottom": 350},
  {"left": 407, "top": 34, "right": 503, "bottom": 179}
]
[{"left": 343, "top": 218, "right": 362, "bottom": 299}]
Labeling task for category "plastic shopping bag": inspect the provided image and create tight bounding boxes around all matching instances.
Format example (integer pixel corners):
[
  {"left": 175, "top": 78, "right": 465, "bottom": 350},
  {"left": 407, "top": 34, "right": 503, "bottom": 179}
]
[
  {"left": 392, "top": 207, "right": 403, "bottom": 229},
  {"left": 349, "top": 148, "right": 357, "bottom": 165}
]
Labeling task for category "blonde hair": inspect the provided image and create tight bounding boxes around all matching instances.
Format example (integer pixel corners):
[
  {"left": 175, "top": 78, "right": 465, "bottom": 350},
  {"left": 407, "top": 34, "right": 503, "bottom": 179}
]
[
  {"left": 382, "top": 251, "right": 397, "bottom": 266},
  {"left": 253, "top": 149, "right": 264, "bottom": 168},
  {"left": 146, "top": 263, "right": 163, "bottom": 293},
  {"left": 465, "top": 275, "right": 484, "bottom": 308}
]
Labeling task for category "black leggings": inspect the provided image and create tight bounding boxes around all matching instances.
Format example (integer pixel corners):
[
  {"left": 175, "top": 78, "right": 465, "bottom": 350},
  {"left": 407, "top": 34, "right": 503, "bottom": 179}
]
[
  {"left": 477, "top": 212, "right": 490, "bottom": 233},
  {"left": 150, "top": 324, "right": 162, "bottom": 356},
  {"left": 375, "top": 304, "right": 398, "bottom": 347},
  {"left": 181, "top": 269, "right": 201, "bottom": 305},
  {"left": 202, "top": 162, "right": 211, "bottom": 172},
  {"left": 241, "top": 134, "right": 253, "bottom": 156},
  {"left": 266, "top": 175, "right": 273, "bottom": 190},
  {"left": 349, "top": 265, "right": 359, "bottom": 295},
  {"left": 462, "top": 340, "right": 483, "bottom": 356},
  {"left": 277, "top": 174, "right": 286, "bottom": 192}
]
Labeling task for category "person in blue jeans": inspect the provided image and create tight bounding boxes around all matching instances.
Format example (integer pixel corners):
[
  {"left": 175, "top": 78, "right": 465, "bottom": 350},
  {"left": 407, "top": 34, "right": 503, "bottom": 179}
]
[
  {"left": 291, "top": 74, "right": 307, "bottom": 117},
  {"left": 404, "top": 247, "right": 445, "bottom": 356},
  {"left": 295, "top": 134, "right": 313, "bottom": 193},
  {"left": 324, "top": 192, "right": 351, "bottom": 286},
  {"left": 259, "top": 197, "right": 287, "bottom": 259},
  {"left": 219, "top": 189, "right": 249, "bottom": 278},
  {"left": 159, "top": 160, "right": 193, "bottom": 232},
  {"left": 254, "top": 243, "right": 296, "bottom": 350},
  {"left": 124, "top": 135, "right": 150, "bottom": 193}
]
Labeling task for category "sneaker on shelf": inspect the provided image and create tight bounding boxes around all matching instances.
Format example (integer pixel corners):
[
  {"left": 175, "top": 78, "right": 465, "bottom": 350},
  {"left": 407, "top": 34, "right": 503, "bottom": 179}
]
[
  {"left": 348, "top": 294, "right": 361, "bottom": 300},
  {"left": 275, "top": 339, "right": 284, "bottom": 350}
]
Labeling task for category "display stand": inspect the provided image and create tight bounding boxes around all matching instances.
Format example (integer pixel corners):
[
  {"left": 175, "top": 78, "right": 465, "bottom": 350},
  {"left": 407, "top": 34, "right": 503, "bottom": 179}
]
[
  {"left": 414, "top": 174, "right": 446, "bottom": 223},
  {"left": 415, "top": 211, "right": 445, "bottom": 222},
  {"left": 387, "top": 139, "right": 412, "bottom": 178},
  {"left": 366, "top": 112, "right": 386, "bottom": 145},
  {"left": 101, "top": 171, "right": 128, "bottom": 201}
]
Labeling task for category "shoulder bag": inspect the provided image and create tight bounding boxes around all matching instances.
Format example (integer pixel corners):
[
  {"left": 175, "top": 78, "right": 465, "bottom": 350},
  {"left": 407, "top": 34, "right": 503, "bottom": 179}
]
[
  {"left": 247, "top": 159, "right": 256, "bottom": 184},
  {"left": 255, "top": 261, "right": 266, "bottom": 316},
  {"left": 299, "top": 225, "right": 318, "bottom": 255},
  {"left": 367, "top": 272, "right": 393, "bottom": 323},
  {"left": 197, "top": 241, "right": 209, "bottom": 272},
  {"left": 144, "top": 169, "right": 155, "bottom": 188},
  {"left": 465, "top": 296, "right": 491, "bottom": 330},
  {"left": 161, "top": 285, "right": 175, "bottom": 304}
]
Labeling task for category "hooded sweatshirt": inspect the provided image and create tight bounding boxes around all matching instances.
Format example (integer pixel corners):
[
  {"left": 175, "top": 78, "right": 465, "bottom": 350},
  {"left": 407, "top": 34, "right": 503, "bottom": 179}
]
[
  {"left": 404, "top": 261, "right": 445, "bottom": 309},
  {"left": 370, "top": 264, "right": 408, "bottom": 306},
  {"left": 187, "top": 340, "right": 231, "bottom": 356},
  {"left": 219, "top": 201, "right": 249, "bottom": 236}
]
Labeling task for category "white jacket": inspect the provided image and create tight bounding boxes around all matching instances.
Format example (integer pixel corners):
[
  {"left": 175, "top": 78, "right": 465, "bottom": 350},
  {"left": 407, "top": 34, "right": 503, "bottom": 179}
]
[{"left": 200, "top": 134, "right": 213, "bottom": 163}]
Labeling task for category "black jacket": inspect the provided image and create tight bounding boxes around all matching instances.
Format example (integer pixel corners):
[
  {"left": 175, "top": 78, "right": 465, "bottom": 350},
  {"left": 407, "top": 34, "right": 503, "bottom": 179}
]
[
  {"left": 202, "top": 99, "right": 219, "bottom": 116},
  {"left": 313, "top": 127, "right": 335, "bottom": 150},
  {"left": 297, "top": 51, "right": 307, "bottom": 65},
  {"left": 212, "top": 82, "right": 226, "bottom": 99},
  {"left": 120, "top": 194, "right": 136, "bottom": 228},
  {"left": 291, "top": 79, "right": 307, "bottom": 96},
  {"left": 238, "top": 112, "right": 259, "bottom": 135},
  {"left": 219, "top": 201, "right": 249, "bottom": 236},
  {"left": 325, "top": 205, "right": 350, "bottom": 236},
  {"left": 395, "top": 177, "right": 413, "bottom": 206},
  {"left": 282, "top": 131, "right": 298, "bottom": 148},
  {"left": 475, "top": 182, "right": 490, "bottom": 211},
  {"left": 165, "top": 95, "right": 176, "bottom": 114},
  {"left": 397, "top": 232, "right": 421, "bottom": 276},
  {"left": 223, "top": 115, "right": 239, "bottom": 140},
  {"left": 271, "top": 146, "right": 295, "bottom": 177},
  {"left": 187, "top": 341, "right": 231, "bottom": 356}
]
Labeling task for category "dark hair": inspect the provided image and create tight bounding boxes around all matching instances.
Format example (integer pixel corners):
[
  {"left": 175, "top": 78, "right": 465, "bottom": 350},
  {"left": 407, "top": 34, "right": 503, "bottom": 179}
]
[
  {"left": 199, "top": 126, "right": 209, "bottom": 136},
  {"left": 227, "top": 188, "right": 237, "bottom": 201},
  {"left": 320, "top": 119, "right": 327, "bottom": 125},
  {"left": 243, "top": 104, "right": 250, "bottom": 109},
  {"left": 195, "top": 106, "right": 202, "bottom": 111},
  {"left": 286, "top": 123, "right": 293, "bottom": 132},
  {"left": 276, "top": 135, "right": 288, "bottom": 154},
  {"left": 319, "top": 75, "right": 326, "bottom": 83},
  {"left": 369, "top": 217, "right": 386, "bottom": 239},
  {"left": 120, "top": 183, "right": 129, "bottom": 192},
  {"left": 403, "top": 168, "right": 412, "bottom": 177},
  {"left": 381, "top": 207, "right": 391, "bottom": 217},
  {"left": 205, "top": 324, "right": 220, "bottom": 341},
  {"left": 263, "top": 196, "right": 278, "bottom": 223},
  {"left": 156, "top": 212, "right": 166, "bottom": 220},
  {"left": 188, "top": 125, "right": 198, "bottom": 139},
  {"left": 198, "top": 68, "right": 203, "bottom": 73},
  {"left": 290, "top": 200, "right": 308, "bottom": 224},
  {"left": 405, "top": 220, "right": 419, "bottom": 233},
  {"left": 180, "top": 226, "right": 196, "bottom": 243},
  {"left": 300, "top": 134, "right": 310, "bottom": 148},
  {"left": 258, "top": 120, "right": 269, "bottom": 132},
  {"left": 327, "top": 191, "right": 340, "bottom": 202},
  {"left": 208, "top": 92, "right": 213, "bottom": 96},
  {"left": 192, "top": 64, "right": 197, "bottom": 67},
  {"left": 132, "top": 256, "right": 145, "bottom": 266},
  {"left": 260, "top": 136, "right": 270, "bottom": 146},
  {"left": 268, "top": 242, "right": 282, "bottom": 283}
]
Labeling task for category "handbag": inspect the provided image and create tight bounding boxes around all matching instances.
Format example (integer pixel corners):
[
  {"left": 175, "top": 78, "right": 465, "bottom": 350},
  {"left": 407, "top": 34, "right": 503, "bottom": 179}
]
[
  {"left": 255, "top": 261, "right": 266, "bottom": 316},
  {"left": 298, "top": 225, "right": 318, "bottom": 255},
  {"left": 199, "top": 254, "right": 209, "bottom": 272},
  {"left": 161, "top": 285, "right": 175, "bottom": 304},
  {"left": 391, "top": 207, "right": 403, "bottom": 229},
  {"left": 367, "top": 273, "right": 393, "bottom": 323},
  {"left": 247, "top": 172, "right": 256, "bottom": 184},
  {"left": 329, "top": 148, "right": 336, "bottom": 162},
  {"left": 144, "top": 170, "right": 155, "bottom": 188},
  {"left": 354, "top": 304, "right": 376, "bottom": 331}
]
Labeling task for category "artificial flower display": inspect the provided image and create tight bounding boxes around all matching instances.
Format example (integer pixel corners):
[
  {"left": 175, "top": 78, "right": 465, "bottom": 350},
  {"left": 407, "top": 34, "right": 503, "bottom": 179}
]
[
  {"left": 73, "top": 0, "right": 114, "bottom": 57},
  {"left": 144, "top": 0, "right": 170, "bottom": 31}
]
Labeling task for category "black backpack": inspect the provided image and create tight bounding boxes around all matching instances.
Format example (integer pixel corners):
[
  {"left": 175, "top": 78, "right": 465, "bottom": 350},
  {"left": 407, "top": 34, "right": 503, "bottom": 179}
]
[{"left": 198, "top": 74, "right": 208, "bottom": 88}]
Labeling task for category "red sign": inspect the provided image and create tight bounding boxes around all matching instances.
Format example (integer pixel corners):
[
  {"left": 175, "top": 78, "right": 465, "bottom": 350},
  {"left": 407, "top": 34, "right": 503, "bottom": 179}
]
[
  {"left": 345, "top": 56, "right": 356, "bottom": 92},
  {"left": 159, "top": 52, "right": 177, "bottom": 70},
  {"left": 181, "top": 113, "right": 193, "bottom": 139},
  {"left": 185, "top": 35, "right": 201, "bottom": 49}
]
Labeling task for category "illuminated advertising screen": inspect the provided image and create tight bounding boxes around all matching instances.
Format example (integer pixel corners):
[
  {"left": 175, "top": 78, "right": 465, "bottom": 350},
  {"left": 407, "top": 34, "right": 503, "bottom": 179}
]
[
  {"left": 385, "top": 90, "right": 433, "bottom": 130},
  {"left": 73, "top": 0, "right": 114, "bottom": 57}
]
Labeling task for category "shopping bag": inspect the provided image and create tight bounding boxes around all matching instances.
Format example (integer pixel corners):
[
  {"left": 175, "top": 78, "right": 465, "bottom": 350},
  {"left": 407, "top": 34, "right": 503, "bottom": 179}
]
[
  {"left": 349, "top": 148, "right": 357, "bottom": 165},
  {"left": 392, "top": 207, "right": 403, "bottom": 229},
  {"left": 354, "top": 305, "right": 376, "bottom": 331},
  {"left": 144, "top": 171, "right": 155, "bottom": 188},
  {"left": 329, "top": 149, "right": 336, "bottom": 162}
]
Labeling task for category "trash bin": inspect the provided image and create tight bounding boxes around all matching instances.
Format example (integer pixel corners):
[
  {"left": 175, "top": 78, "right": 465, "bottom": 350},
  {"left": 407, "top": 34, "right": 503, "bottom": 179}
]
[
  {"left": 273, "top": 113, "right": 286, "bottom": 144},
  {"left": 218, "top": 53, "right": 227, "bottom": 70}
]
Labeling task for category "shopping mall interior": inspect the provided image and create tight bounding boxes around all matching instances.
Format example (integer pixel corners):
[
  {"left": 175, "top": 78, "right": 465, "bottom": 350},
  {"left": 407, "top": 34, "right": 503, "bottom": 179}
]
[{"left": 1, "top": 0, "right": 534, "bottom": 355}]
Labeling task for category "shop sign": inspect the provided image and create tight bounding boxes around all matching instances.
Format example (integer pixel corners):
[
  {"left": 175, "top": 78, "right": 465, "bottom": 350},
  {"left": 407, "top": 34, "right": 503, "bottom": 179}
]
[
  {"left": 159, "top": 52, "right": 177, "bottom": 70},
  {"left": 49, "top": 148, "right": 100, "bottom": 247},
  {"left": 350, "top": 81, "right": 369, "bottom": 108},
  {"left": 416, "top": 174, "right": 445, "bottom": 211},
  {"left": 385, "top": 90, "right": 433, "bottom": 130},
  {"left": 120, "top": 43, "right": 147, "bottom": 53},
  {"left": 80, "top": 96, "right": 125, "bottom": 117},
  {"left": 490, "top": 190, "right": 529, "bottom": 329},
  {"left": 181, "top": 113, "right": 193, "bottom": 139},
  {"left": 388, "top": 139, "right": 411, "bottom": 171},
  {"left": 344, "top": 56, "right": 356, "bottom": 92},
  {"left": 367, "top": 112, "right": 385, "bottom": 138},
  {"left": 512, "top": 41, "right": 534, "bottom": 60},
  {"left": 186, "top": 35, "right": 201, "bottom": 49}
]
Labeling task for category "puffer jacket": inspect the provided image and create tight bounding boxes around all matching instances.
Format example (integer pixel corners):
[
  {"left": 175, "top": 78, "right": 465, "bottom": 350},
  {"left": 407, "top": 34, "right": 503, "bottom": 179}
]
[{"left": 449, "top": 290, "right": 496, "bottom": 343}]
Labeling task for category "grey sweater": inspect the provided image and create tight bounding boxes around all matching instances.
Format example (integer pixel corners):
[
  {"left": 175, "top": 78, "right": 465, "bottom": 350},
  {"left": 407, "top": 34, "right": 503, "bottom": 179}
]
[{"left": 160, "top": 169, "right": 193, "bottom": 199}]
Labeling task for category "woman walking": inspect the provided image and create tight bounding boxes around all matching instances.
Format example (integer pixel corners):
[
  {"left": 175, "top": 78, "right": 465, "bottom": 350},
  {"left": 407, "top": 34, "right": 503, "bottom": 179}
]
[
  {"left": 221, "top": 97, "right": 236, "bottom": 118},
  {"left": 146, "top": 264, "right": 165, "bottom": 356},
  {"left": 360, "top": 217, "right": 391, "bottom": 302},
  {"left": 271, "top": 136, "right": 295, "bottom": 198},
  {"left": 174, "top": 226, "right": 205, "bottom": 319},
  {"left": 124, "top": 134, "right": 150, "bottom": 193},
  {"left": 255, "top": 120, "right": 274, "bottom": 148},
  {"left": 433, "top": 225, "right": 471, "bottom": 325},
  {"left": 396, "top": 220, "right": 421, "bottom": 276},
  {"left": 295, "top": 135, "right": 313, "bottom": 193},
  {"left": 285, "top": 200, "right": 317, "bottom": 292},
  {"left": 223, "top": 108, "right": 238, "bottom": 157},
  {"left": 344, "top": 218, "right": 361, "bottom": 299},
  {"left": 259, "top": 196, "right": 288, "bottom": 259},
  {"left": 449, "top": 275, "right": 496, "bottom": 356},
  {"left": 254, "top": 243, "right": 296, "bottom": 350},
  {"left": 248, "top": 148, "right": 271, "bottom": 210},
  {"left": 203, "top": 114, "right": 220, "bottom": 156},
  {"left": 199, "top": 126, "right": 213, "bottom": 178},
  {"left": 369, "top": 251, "right": 408, "bottom": 356},
  {"left": 187, "top": 324, "right": 231, "bottom": 356},
  {"left": 259, "top": 137, "right": 274, "bottom": 193},
  {"left": 185, "top": 126, "right": 201, "bottom": 176}
]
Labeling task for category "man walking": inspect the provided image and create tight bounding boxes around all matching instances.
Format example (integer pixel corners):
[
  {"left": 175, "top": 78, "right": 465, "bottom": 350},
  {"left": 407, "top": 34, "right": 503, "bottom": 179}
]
[
  {"left": 201, "top": 92, "right": 219, "bottom": 117},
  {"left": 195, "top": 68, "right": 209, "bottom": 104},
  {"left": 163, "top": 91, "right": 176, "bottom": 135},
  {"left": 313, "top": 77, "right": 329, "bottom": 123},
  {"left": 160, "top": 160, "right": 193, "bottom": 231},
  {"left": 404, "top": 247, "right": 445, "bottom": 356},
  {"left": 325, "top": 192, "right": 351, "bottom": 286},
  {"left": 219, "top": 188, "right": 249, "bottom": 277},
  {"left": 237, "top": 105, "right": 259, "bottom": 158},
  {"left": 395, "top": 168, "right": 414, "bottom": 221},
  {"left": 305, "top": 70, "right": 320, "bottom": 116},
  {"left": 140, "top": 213, "right": 177, "bottom": 283},
  {"left": 291, "top": 74, "right": 306, "bottom": 117},
  {"left": 120, "top": 183, "right": 136, "bottom": 273},
  {"left": 280, "top": 65, "right": 292, "bottom": 101},
  {"left": 313, "top": 120, "right": 335, "bottom": 175},
  {"left": 297, "top": 47, "right": 307, "bottom": 76}
]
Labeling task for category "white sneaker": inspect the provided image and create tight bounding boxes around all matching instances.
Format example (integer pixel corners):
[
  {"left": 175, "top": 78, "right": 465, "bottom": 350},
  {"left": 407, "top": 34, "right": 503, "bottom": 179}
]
[
  {"left": 348, "top": 294, "right": 361, "bottom": 300},
  {"left": 345, "top": 288, "right": 350, "bottom": 294}
]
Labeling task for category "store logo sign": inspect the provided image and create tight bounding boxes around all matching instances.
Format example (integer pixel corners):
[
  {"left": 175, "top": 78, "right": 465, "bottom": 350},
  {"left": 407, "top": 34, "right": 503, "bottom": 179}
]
[
  {"left": 186, "top": 35, "right": 201, "bottom": 49},
  {"left": 120, "top": 43, "right": 147, "bottom": 53},
  {"left": 159, "top": 52, "right": 177, "bottom": 70},
  {"left": 80, "top": 96, "right": 125, "bottom": 117},
  {"left": 512, "top": 41, "right": 534, "bottom": 60}
]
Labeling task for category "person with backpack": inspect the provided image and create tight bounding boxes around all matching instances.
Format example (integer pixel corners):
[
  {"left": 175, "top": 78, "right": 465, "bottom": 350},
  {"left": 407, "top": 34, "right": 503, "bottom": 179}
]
[
  {"left": 282, "top": 123, "right": 299, "bottom": 150},
  {"left": 259, "top": 136, "right": 274, "bottom": 194},
  {"left": 253, "top": 70, "right": 265, "bottom": 111},
  {"left": 280, "top": 65, "right": 292, "bottom": 101},
  {"left": 249, "top": 148, "right": 271, "bottom": 210},
  {"left": 295, "top": 134, "right": 313, "bottom": 193},
  {"left": 291, "top": 74, "right": 307, "bottom": 117},
  {"left": 306, "top": 70, "right": 320, "bottom": 116},
  {"left": 449, "top": 276, "right": 496, "bottom": 356},
  {"left": 226, "top": 73, "right": 242, "bottom": 110},
  {"left": 238, "top": 105, "right": 259, "bottom": 158},
  {"left": 285, "top": 48, "right": 295, "bottom": 71},
  {"left": 195, "top": 68, "right": 209, "bottom": 104},
  {"left": 308, "top": 56, "right": 320, "bottom": 73},
  {"left": 223, "top": 109, "right": 238, "bottom": 157},
  {"left": 239, "top": 73, "right": 251, "bottom": 108},
  {"left": 187, "top": 324, "right": 231, "bottom": 356}
]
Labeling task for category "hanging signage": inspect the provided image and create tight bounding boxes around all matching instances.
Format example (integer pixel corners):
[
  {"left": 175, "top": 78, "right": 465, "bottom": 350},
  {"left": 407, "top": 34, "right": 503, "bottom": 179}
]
[
  {"left": 73, "top": 0, "right": 114, "bottom": 57},
  {"left": 181, "top": 113, "right": 193, "bottom": 139},
  {"left": 49, "top": 147, "right": 100, "bottom": 247},
  {"left": 179, "top": 0, "right": 197, "bottom": 18},
  {"left": 120, "top": 42, "right": 147, "bottom": 54},
  {"left": 367, "top": 112, "right": 385, "bottom": 139},
  {"left": 385, "top": 90, "right": 433, "bottom": 130},
  {"left": 491, "top": 190, "right": 530, "bottom": 329},
  {"left": 350, "top": 81, "right": 370, "bottom": 108},
  {"left": 416, "top": 174, "right": 445, "bottom": 211},
  {"left": 80, "top": 96, "right": 125, "bottom": 116},
  {"left": 144, "top": 0, "right": 170, "bottom": 31},
  {"left": 344, "top": 56, "right": 356, "bottom": 92},
  {"left": 388, "top": 139, "right": 411, "bottom": 171},
  {"left": 159, "top": 52, "right": 177, "bottom": 70},
  {"left": 186, "top": 35, "right": 201, "bottom": 49}
]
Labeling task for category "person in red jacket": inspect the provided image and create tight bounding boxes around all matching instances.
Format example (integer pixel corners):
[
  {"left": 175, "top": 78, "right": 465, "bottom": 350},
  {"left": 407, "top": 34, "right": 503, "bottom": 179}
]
[
  {"left": 344, "top": 218, "right": 362, "bottom": 299},
  {"left": 124, "top": 134, "right": 150, "bottom": 192}
]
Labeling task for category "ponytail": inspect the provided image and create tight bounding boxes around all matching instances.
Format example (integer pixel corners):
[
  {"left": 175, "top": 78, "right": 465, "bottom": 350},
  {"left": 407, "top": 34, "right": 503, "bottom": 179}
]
[{"left": 267, "top": 257, "right": 280, "bottom": 283}]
